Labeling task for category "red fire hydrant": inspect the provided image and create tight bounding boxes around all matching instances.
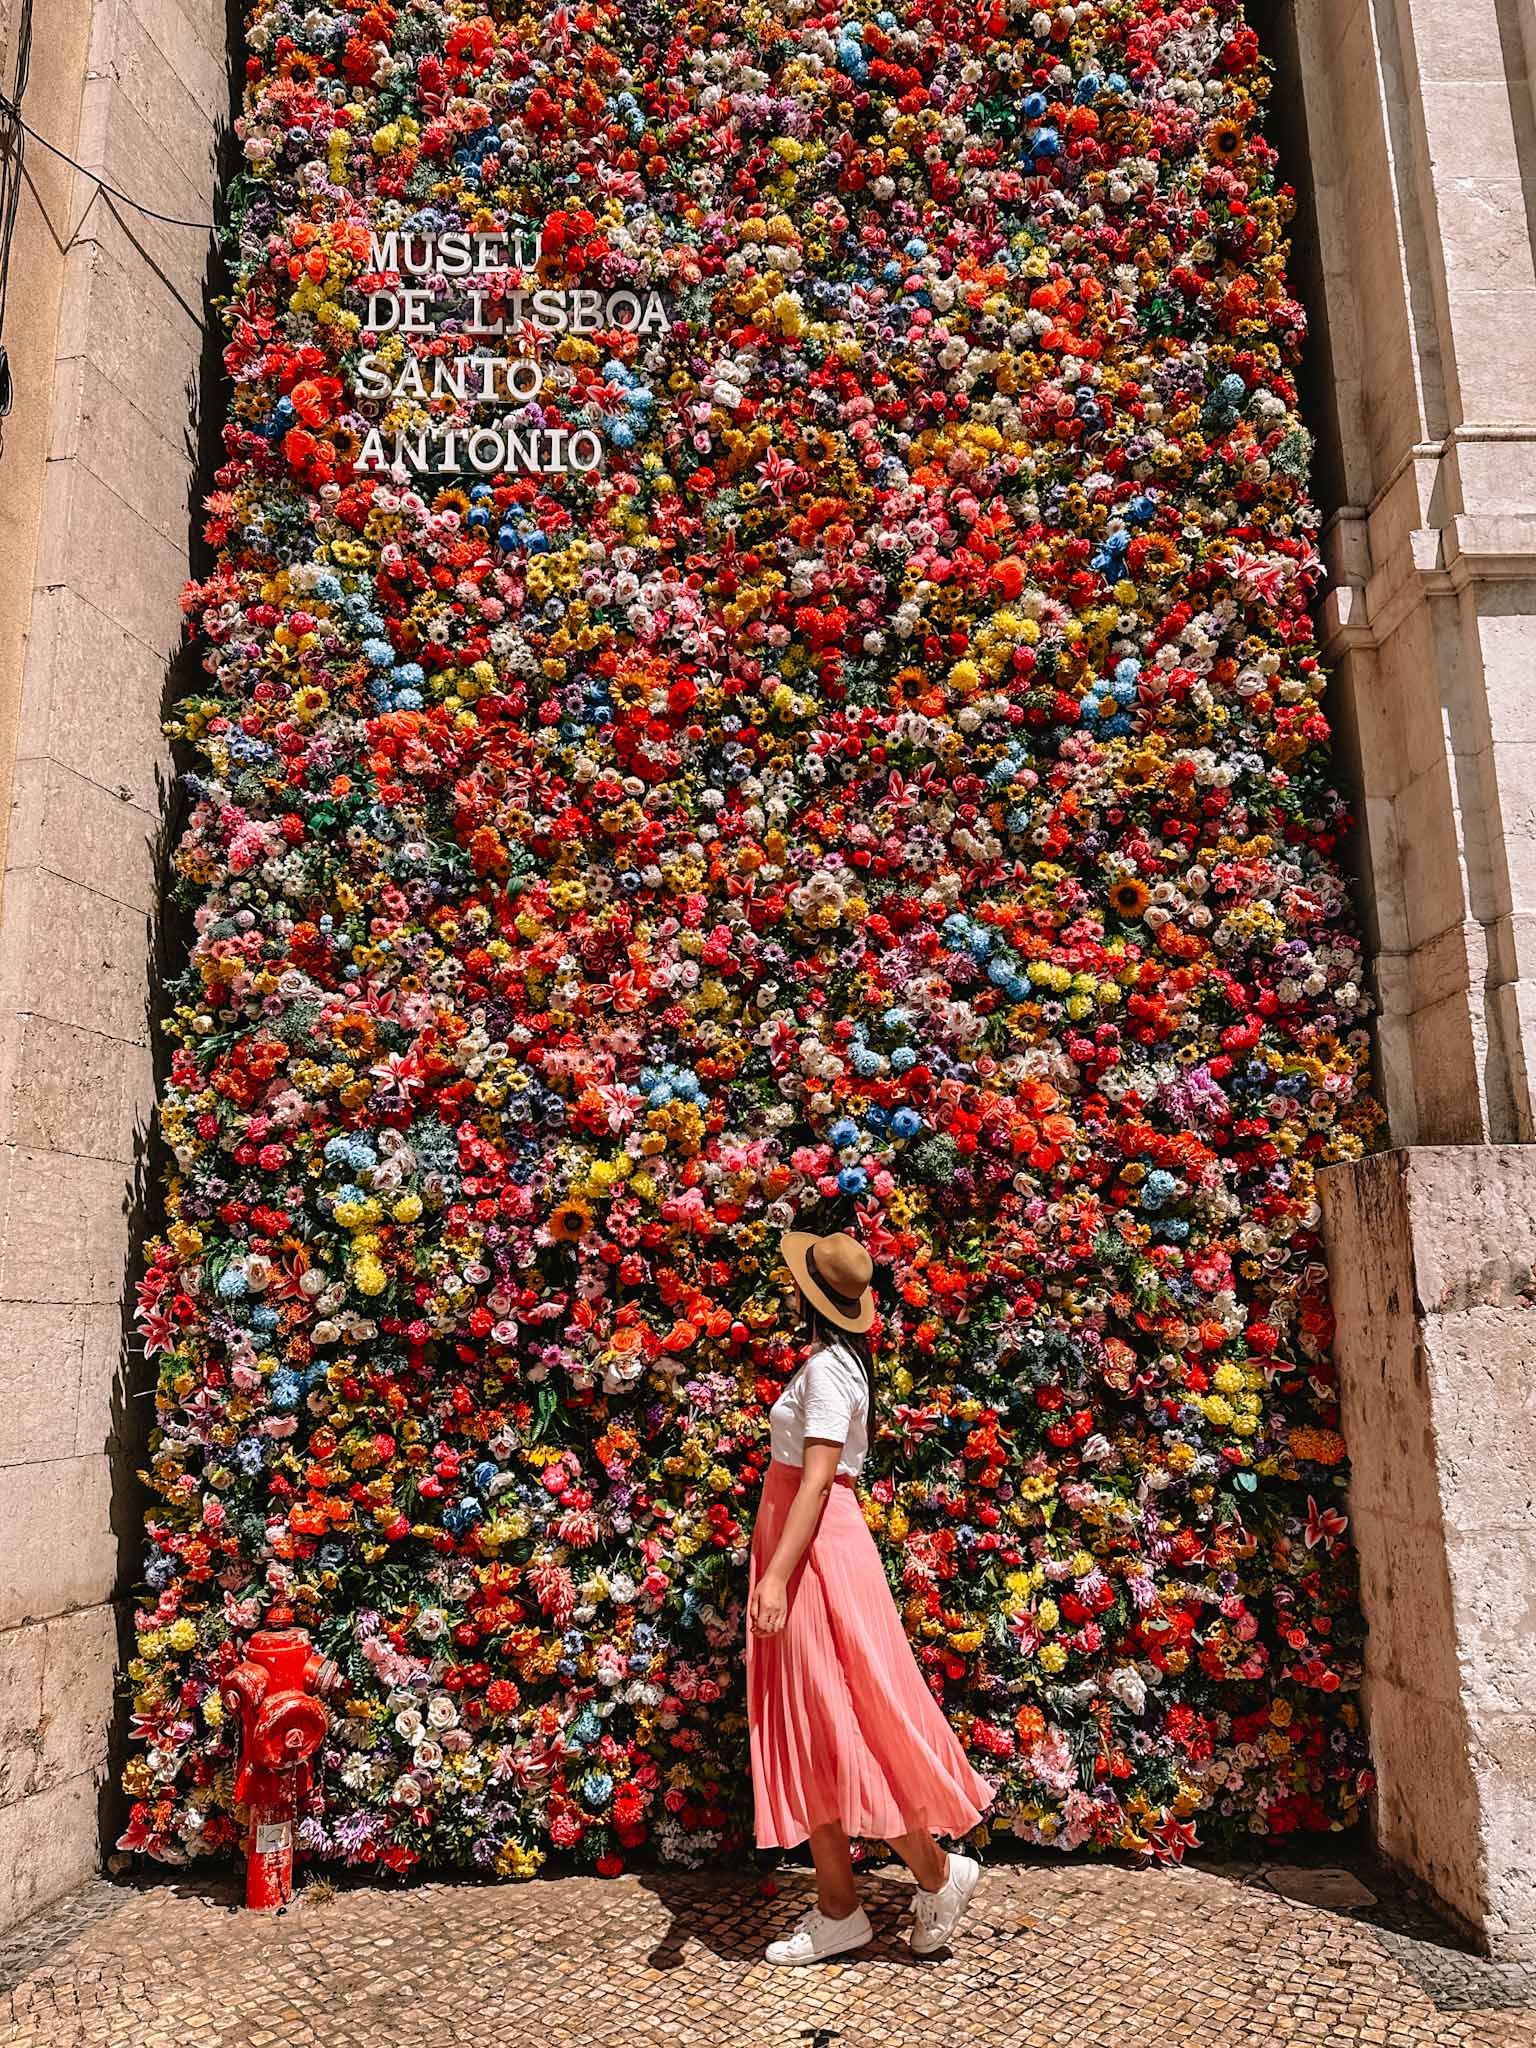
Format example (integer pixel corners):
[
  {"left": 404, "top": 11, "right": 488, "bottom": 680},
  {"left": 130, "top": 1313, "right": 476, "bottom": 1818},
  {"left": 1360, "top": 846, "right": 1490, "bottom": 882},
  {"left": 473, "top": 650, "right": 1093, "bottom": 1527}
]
[{"left": 223, "top": 1626, "right": 342, "bottom": 1910}]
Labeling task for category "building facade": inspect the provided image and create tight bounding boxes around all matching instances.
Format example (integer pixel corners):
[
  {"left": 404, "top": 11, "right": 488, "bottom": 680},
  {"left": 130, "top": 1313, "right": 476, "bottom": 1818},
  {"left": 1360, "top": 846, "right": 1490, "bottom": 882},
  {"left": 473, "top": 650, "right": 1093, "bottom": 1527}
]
[{"left": 0, "top": 0, "right": 1533, "bottom": 1955}]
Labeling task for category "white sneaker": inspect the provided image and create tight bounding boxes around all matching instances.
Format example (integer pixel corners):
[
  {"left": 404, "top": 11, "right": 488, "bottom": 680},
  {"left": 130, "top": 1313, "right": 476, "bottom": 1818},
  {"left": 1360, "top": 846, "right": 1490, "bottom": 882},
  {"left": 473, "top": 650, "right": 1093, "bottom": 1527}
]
[
  {"left": 910, "top": 1852, "right": 982, "bottom": 1956},
  {"left": 765, "top": 1904, "right": 873, "bottom": 1966}
]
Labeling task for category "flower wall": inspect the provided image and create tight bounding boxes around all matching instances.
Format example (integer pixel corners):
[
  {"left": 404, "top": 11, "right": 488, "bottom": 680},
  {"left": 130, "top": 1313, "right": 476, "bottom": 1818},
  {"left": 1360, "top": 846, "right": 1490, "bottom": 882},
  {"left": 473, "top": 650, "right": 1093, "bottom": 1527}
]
[{"left": 124, "top": 0, "right": 1380, "bottom": 1878}]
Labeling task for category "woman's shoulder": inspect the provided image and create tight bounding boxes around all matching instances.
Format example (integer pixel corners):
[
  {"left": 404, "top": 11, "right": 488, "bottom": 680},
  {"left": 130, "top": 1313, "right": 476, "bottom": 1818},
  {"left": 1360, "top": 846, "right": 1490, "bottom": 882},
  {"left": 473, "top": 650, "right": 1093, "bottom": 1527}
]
[{"left": 808, "top": 1340, "right": 868, "bottom": 1393}]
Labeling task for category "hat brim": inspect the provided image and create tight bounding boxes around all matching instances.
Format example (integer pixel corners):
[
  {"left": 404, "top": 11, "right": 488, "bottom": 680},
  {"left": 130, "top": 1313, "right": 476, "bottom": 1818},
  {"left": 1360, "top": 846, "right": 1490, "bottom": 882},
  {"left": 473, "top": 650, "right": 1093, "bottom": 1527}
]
[{"left": 780, "top": 1230, "right": 875, "bottom": 1334}]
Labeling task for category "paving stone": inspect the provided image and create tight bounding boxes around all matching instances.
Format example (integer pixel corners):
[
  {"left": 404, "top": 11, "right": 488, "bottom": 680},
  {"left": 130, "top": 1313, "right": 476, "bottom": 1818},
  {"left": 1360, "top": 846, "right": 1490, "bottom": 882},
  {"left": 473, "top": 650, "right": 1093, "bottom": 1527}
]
[{"left": 1, "top": 1854, "right": 1535, "bottom": 2046}]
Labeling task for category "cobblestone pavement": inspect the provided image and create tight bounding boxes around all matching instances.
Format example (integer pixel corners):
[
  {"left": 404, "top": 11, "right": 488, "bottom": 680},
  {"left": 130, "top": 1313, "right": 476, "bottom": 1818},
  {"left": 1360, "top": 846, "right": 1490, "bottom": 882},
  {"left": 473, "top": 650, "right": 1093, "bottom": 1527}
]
[{"left": 4, "top": 1851, "right": 1536, "bottom": 2048}]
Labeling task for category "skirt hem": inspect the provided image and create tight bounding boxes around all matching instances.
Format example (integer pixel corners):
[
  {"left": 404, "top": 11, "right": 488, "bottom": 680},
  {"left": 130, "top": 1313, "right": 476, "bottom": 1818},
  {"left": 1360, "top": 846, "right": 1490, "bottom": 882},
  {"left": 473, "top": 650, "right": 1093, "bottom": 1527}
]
[{"left": 754, "top": 1786, "right": 996, "bottom": 1853}]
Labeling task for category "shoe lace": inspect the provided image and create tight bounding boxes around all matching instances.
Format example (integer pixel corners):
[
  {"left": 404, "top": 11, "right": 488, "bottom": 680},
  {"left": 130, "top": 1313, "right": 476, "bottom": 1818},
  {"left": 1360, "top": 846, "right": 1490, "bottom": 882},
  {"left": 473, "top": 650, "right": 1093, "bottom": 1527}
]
[{"left": 914, "top": 1883, "right": 945, "bottom": 1929}]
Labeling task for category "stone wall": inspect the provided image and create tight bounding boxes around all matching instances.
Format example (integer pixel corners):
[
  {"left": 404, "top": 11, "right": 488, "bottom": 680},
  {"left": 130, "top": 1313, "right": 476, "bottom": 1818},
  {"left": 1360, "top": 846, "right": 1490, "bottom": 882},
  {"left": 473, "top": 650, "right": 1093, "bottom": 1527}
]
[
  {"left": 1280, "top": 0, "right": 1536, "bottom": 1958},
  {"left": 1276, "top": 0, "right": 1536, "bottom": 1148},
  {"left": 0, "top": 0, "right": 224, "bottom": 1930}
]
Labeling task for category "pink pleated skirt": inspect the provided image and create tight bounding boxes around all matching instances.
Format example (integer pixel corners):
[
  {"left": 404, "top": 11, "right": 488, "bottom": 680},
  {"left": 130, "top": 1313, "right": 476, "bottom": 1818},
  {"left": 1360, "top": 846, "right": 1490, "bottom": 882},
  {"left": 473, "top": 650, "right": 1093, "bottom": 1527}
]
[{"left": 747, "top": 1459, "right": 997, "bottom": 1850}]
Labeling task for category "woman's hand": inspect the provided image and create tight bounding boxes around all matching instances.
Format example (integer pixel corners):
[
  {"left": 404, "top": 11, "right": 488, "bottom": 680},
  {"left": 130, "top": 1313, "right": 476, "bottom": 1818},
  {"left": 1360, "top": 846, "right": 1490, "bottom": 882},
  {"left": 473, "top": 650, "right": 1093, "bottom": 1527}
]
[
  {"left": 751, "top": 1446, "right": 839, "bottom": 1636},
  {"left": 750, "top": 1573, "right": 789, "bottom": 1636}
]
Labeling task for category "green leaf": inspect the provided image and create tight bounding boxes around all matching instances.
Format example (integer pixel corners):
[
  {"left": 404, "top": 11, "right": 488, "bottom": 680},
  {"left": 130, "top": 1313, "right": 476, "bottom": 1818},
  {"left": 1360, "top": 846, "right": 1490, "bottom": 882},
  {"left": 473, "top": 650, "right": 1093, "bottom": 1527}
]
[{"left": 532, "top": 1383, "right": 558, "bottom": 1442}]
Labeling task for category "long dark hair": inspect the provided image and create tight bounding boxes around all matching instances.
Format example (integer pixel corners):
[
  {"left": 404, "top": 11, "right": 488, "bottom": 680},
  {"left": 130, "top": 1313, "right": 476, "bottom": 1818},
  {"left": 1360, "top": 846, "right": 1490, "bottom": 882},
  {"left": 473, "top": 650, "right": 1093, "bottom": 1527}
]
[{"left": 799, "top": 1296, "right": 876, "bottom": 1417}]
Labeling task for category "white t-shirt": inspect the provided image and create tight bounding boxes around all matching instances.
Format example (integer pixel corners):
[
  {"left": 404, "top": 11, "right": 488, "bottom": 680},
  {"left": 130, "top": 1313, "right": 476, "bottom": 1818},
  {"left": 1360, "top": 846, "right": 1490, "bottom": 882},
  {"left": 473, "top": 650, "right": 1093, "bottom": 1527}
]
[{"left": 769, "top": 1339, "right": 871, "bottom": 1480}]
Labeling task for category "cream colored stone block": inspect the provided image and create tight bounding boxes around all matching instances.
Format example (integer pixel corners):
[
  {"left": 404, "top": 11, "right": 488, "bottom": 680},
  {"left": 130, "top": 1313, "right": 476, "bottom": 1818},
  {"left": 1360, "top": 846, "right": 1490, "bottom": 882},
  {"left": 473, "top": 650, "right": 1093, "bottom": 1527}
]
[
  {"left": 54, "top": 233, "right": 206, "bottom": 452},
  {"left": 1368, "top": 467, "right": 1440, "bottom": 593},
  {"left": 0, "top": 1148, "right": 134, "bottom": 1307},
  {"left": 99, "top": 44, "right": 219, "bottom": 209},
  {"left": 1498, "top": 909, "right": 1536, "bottom": 986},
  {"left": 1446, "top": 292, "right": 1536, "bottom": 421},
  {"left": 37, "top": 1605, "right": 119, "bottom": 1786},
  {"left": 1473, "top": 1712, "right": 1536, "bottom": 1961},
  {"left": 1468, "top": 601, "right": 1536, "bottom": 752},
  {"left": 1343, "top": 651, "right": 1409, "bottom": 800},
  {"left": 0, "top": 1769, "right": 105, "bottom": 1933},
  {"left": 6, "top": 756, "right": 158, "bottom": 915},
  {"left": 44, "top": 352, "right": 87, "bottom": 473},
  {"left": 74, "top": 1305, "right": 128, "bottom": 1460},
  {"left": 0, "top": 871, "right": 43, "bottom": 1026},
  {"left": 1484, "top": 743, "right": 1536, "bottom": 916},
  {"left": 1419, "top": 80, "right": 1527, "bottom": 186},
  {"left": 1308, "top": 0, "right": 1370, "bottom": 69},
  {"left": 1389, "top": 604, "right": 1455, "bottom": 786},
  {"left": 71, "top": 76, "right": 215, "bottom": 307},
  {"left": 48, "top": 356, "right": 205, "bottom": 552},
  {"left": 1409, "top": 990, "right": 1490, "bottom": 1143},
  {"left": 1356, "top": 790, "right": 1405, "bottom": 953},
  {"left": 32, "top": 456, "right": 189, "bottom": 659},
  {"left": 127, "top": 0, "right": 232, "bottom": 70},
  {"left": 2, "top": 749, "right": 47, "bottom": 880},
  {"left": 0, "top": 1303, "right": 85, "bottom": 1466},
  {"left": 116, "top": 0, "right": 229, "bottom": 134},
  {"left": 1426, "top": 177, "right": 1536, "bottom": 293},
  {"left": 1450, "top": 442, "right": 1536, "bottom": 517},
  {"left": 1367, "top": 1679, "right": 1487, "bottom": 1936},
  {"left": 0, "top": 1458, "right": 118, "bottom": 1629},
  {"left": 18, "top": 586, "right": 174, "bottom": 814},
  {"left": 1488, "top": 974, "right": 1536, "bottom": 1139},
  {"left": 0, "top": 1621, "right": 47, "bottom": 1807},
  {"left": 0, "top": 1608, "right": 112, "bottom": 1815},
  {"left": 1404, "top": 917, "right": 1477, "bottom": 1015},
  {"left": 1401, "top": 1145, "right": 1536, "bottom": 1307},
  {"left": 1444, "top": 1528, "right": 1536, "bottom": 1716},
  {"left": 1405, "top": 0, "right": 1509, "bottom": 82},
  {"left": 3, "top": 1014, "right": 154, "bottom": 1162},
  {"left": 3, "top": 869, "right": 153, "bottom": 1044},
  {"left": 1396, "top": 763, "right": 1470, "bottom": 943},
  {"left": 1353, "top": 1514, "right": 1463, "bottom": 1702},
  {"left": 1370, "top": 997, "right": 1419, "bottom": 1146}
]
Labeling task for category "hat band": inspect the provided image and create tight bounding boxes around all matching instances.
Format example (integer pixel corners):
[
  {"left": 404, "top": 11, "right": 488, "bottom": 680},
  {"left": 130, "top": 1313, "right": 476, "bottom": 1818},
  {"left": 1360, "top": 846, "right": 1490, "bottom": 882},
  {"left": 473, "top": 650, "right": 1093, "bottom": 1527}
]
[{"left": 806, "top": 1245, "right": 866, "bottom": 1316}]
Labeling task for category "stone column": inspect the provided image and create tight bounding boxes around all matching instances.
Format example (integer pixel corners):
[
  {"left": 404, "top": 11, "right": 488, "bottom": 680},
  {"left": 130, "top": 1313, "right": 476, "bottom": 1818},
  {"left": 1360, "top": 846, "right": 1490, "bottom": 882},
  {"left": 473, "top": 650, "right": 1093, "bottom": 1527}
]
[
  {"left": 1277, "top": 0, "right": 1536, "bottom": 1956},
  {"left": 0, "top": 0, "right": 225, "bottom": 1930}
]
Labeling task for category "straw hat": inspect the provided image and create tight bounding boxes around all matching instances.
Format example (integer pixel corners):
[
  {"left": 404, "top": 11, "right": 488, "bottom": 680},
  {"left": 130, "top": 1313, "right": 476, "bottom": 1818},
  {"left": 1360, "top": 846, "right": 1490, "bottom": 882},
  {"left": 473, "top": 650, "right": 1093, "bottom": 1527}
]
[{"left": 781, "top": 1227, "right": 875, "bottom": 1334}]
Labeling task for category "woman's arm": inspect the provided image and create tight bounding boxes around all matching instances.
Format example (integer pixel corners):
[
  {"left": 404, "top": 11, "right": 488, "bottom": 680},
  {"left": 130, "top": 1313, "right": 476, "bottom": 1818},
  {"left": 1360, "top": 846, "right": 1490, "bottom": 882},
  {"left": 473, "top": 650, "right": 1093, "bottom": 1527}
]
[{"left": 750, "top": 1437, "right": 843, "bottom": 1637}]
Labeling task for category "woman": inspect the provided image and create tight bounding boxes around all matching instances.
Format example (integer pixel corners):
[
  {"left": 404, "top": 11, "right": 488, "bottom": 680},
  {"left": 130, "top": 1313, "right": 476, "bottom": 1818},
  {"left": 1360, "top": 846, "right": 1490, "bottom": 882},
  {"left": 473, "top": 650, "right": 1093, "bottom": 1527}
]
[{"left": 748, "top": 1225, "right": 995, "bottom": 1964}]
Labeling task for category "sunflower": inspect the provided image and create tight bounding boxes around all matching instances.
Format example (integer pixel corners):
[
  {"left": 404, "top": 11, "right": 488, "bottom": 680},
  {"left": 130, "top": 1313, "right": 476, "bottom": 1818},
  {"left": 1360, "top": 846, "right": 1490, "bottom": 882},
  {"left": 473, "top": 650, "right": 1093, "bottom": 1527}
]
[
  {"left": 547, "top": 1199, "right": 594, "bottom": 1242},
  {"left": 330, "top": 1011, "right": 377, "bottom": 1052},
  {"left": 1208, "top": 117, "right": 1245, "bottom": 160},
  {"left": 1109, "top": 876, "right": 1151, "bottom": 919}
]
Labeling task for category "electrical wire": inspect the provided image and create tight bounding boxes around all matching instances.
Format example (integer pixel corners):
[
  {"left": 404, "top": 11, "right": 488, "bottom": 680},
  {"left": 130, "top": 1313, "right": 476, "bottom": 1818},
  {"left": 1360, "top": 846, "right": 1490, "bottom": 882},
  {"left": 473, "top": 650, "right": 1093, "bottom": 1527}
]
[
  {"left": 0, "top": 87, "right": 216, "bottom": 231},
  {"left": 0, "top": 0, "right": 33, "bottom": 414},
  {"left": 0, "top": 0, "right": 218, "bottom": 415}
]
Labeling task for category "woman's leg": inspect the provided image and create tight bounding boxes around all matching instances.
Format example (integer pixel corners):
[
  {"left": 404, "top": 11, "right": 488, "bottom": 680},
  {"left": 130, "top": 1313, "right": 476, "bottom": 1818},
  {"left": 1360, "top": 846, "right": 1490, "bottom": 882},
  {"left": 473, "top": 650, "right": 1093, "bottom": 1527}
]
[
  {"left": 808, "top": 1823, "right": 862, "bottom": 1918},
  {"left": 890, "top": 1827, "right": 949, "bottom": 1893}
]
